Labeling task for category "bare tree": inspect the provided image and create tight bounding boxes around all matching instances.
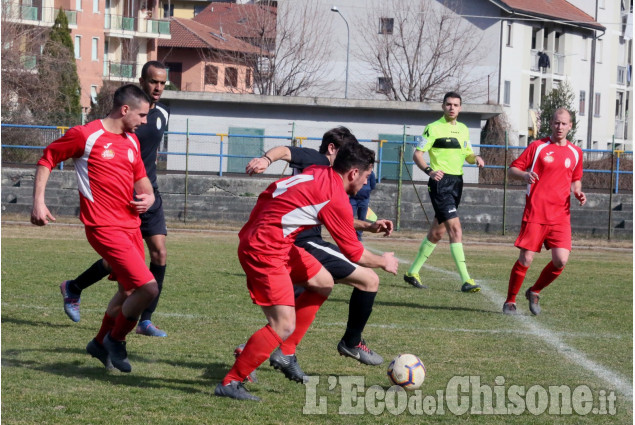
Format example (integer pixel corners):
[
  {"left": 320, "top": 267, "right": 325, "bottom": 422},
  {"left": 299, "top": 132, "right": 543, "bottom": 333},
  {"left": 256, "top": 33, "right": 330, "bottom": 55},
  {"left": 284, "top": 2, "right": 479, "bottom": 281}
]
[
  {"left": 359, "top": 0, "right": 487, "bottom": 102},
  {"left": 239, "top": 0, "right": 335, "bottom": 96}
]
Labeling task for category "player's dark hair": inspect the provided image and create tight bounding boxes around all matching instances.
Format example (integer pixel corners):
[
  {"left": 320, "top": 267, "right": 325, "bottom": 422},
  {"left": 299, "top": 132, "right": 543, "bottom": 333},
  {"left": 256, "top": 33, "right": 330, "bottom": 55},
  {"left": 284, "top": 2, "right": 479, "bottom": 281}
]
[
  {"left": 443, "top": 91, "right": 462, "bottom": 105},
  {"left": 141, "top": 61, "right": 167, "bottom": 79},
  {"left": 332, "top": 142, "right": 375, "bottom": 174},
  {"left": 319, "top": 126, "right": 358, "bottom": 154},
  {"left": 112, "top": 84, "right": 151, "bottom": 111}
]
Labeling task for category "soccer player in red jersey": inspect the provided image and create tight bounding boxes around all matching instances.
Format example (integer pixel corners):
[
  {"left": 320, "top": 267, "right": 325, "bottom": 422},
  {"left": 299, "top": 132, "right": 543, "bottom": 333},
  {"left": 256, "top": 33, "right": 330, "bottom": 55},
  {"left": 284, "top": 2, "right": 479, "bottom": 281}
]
[
  {"left": 503, "top": 108, "right": 586, "bottom": 316},
  {"left": 31, "top": 84, "right": 158, "bottom": 372},
  {"left": 215, "top": 142, "right": 399, "bottom": 401}
]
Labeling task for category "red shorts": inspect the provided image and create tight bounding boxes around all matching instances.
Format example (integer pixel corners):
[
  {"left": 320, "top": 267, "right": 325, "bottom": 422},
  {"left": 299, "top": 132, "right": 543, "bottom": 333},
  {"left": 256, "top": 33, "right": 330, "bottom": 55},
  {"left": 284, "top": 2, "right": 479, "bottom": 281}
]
[
  {"left": 85, "top": 226, "right": 154, "bottom": 291},
  {"left": 238, "top": 243, "right": 322, "bottom": 307},
  {"left": 515, "top": 220, "right": 572, "bottom": 253}
]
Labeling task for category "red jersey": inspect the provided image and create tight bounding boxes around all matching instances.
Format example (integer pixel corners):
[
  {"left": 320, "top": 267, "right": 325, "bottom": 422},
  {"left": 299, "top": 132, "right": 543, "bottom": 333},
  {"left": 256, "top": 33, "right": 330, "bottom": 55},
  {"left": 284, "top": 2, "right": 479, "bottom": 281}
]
[
  {"left": 37, "top": 119, "right": 147, "bottom": 228},
  {"left": 239, "top": 166, "right": 364, "bottom": 263},
  {"left": 511, "top": 137, "right": 583, "bottom": 224}
]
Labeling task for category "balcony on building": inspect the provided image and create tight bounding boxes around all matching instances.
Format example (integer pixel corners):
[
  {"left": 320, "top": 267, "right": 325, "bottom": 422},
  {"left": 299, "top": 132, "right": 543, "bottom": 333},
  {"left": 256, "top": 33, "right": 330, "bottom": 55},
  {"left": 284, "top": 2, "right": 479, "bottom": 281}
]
[
  {"left": 104, "top": 13, "right": 170, "bottom": 39},
  {"left": 3, "top": 1, "right": 77, "bottom": 28},
  {"left": 103, "top": 60, "right": 138, "bottom": 82}
]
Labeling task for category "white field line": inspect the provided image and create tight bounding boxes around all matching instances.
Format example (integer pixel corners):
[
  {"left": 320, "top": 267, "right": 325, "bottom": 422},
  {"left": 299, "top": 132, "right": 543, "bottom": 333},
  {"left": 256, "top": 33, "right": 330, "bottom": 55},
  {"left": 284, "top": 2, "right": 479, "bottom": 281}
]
[{"left": 369, "top": 247, "right": 634, "bottom": 399}]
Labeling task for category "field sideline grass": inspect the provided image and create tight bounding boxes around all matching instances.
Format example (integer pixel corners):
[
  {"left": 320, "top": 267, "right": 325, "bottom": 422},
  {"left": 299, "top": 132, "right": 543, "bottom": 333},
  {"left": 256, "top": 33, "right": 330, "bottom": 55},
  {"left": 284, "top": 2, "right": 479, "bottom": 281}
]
[{"left": 1, "top": 223, "right": 632, "bottom": 424}]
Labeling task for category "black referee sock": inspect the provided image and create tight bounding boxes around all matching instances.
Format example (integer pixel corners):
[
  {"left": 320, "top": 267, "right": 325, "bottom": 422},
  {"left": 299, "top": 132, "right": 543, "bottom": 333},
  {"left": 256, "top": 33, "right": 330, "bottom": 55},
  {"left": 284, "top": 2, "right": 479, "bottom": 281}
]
[
  {"left": 342, "top": 288, "right": 377, "bottom": 348},
  {"left": 69, "top": 259, "right": 110, "bottom": 294},
  {"left": 140, "top": 263, "right": 166, "bottom": 322}
]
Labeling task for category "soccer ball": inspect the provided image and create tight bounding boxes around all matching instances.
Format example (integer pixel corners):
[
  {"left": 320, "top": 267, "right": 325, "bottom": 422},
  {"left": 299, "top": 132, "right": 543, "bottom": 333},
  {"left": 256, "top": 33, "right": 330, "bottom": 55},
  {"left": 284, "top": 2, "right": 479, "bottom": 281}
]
[{"left": 387, "top": 354, "right": 426, "bottom": 390}]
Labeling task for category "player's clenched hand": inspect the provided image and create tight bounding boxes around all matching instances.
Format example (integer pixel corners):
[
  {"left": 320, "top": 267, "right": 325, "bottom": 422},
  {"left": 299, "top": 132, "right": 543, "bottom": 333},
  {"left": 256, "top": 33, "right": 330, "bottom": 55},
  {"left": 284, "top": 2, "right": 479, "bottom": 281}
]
[
  {"left": 245, "top": 157, "right": 268, "bottom": 175},
  {"left": 130, "top": 192, "right": 155, "bottom": 214},
  {"left": 370, "top": 219, "right": 393, "bottom": 237},
  {"left": 31, "top": 202, "right": 55, "bottom": 226},
  {"left": 574, "top": 191, "right": 586, "bottom": 206},
  {"left": 524, "top": 171, "right": 539, "bottom": 184},
  {"left": 382, "top": 252, "right": 399, "bottom": 275},
  {"left": 430, "top": 169, "right": 444, "bottom": 181}
]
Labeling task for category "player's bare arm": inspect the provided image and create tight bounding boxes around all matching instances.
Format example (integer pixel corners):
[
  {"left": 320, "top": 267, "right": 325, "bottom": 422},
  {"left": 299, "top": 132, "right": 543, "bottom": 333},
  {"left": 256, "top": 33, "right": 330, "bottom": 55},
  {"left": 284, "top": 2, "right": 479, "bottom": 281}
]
[
  {"left": 130, "top": 177, "right": 155, "bottom": 213},
  {"left": 354, "top": 219, "right": 393, "bottom": 237},
  {"left": 413, "top": 149, "right": 443, "bottom": 181},
  {"left": 31, "top": 165, "right": 56, "bottom": 226},
  {"left": 357, "top": 249, "right": 399, "bottom": 275},
  {"left": 466, "top": 154, "right": 485, "bottom": 167},
  {"left": 246, "top": 146, "right": 292, "bottom": 175},
  {"left": 509, "top": 166, "right": 539, "bottom": 184},
  {"left": 572, "top": 180, "right": 586, "bottom": 206}
]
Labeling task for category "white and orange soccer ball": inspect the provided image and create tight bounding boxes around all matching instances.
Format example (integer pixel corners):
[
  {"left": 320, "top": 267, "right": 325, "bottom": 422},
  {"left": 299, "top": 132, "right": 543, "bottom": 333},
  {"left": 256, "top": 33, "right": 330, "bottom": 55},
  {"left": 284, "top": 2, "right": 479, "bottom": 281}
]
[{"left": 387, "top": 354, "right": 426, "bottom": 390}]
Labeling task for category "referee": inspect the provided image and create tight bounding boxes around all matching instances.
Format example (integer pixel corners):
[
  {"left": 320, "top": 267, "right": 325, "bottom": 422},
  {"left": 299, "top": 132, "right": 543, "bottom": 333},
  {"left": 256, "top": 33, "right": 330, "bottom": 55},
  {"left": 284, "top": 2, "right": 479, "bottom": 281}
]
[{"left": 404, "top": 92, "right": 485, "bottom": 292}]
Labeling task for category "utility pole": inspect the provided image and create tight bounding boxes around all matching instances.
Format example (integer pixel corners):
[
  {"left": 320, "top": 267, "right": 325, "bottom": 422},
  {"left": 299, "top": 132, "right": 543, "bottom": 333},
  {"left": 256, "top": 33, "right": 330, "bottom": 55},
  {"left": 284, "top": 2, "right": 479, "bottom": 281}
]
[{"left": 586, "top": 0, "right": 599, "bottom": 149}]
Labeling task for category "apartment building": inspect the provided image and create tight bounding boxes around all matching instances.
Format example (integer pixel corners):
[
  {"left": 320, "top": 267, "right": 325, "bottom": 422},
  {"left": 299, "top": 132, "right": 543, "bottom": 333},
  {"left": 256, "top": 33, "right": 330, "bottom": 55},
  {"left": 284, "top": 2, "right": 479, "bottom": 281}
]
[{"left": 3, "top": 0, "right": 171, "bottom": 111}]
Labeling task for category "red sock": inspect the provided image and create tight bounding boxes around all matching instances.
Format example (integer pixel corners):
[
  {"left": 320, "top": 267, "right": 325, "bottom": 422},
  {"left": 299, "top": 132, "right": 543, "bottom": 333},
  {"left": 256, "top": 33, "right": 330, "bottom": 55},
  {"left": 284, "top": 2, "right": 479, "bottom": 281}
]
[
  {"left": 109, "top": 313, "right": 138, "bottom": 341},
  {"left": 530, "top": 261, "right": 563, "bottom": 293},
  {"left": 223, "top": 324, "right": 282, "bottom": 385},
  {"left": 506, "top": 261, "right": 529, "bottom": 304},
  {"left": 279, "top": 290, "right": 328, "bottom": 356},
  {"left": 95, "top": 313, "right": 116, "bottom": 344}
]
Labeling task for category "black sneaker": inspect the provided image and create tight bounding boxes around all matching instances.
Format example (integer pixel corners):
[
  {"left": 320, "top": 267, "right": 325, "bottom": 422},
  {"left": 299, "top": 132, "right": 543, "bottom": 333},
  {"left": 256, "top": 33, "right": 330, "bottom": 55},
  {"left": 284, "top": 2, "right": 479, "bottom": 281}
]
[
  {"left": 233, "top": 344, "right": 258, "bottom": 383},
  {"left": 214, "top": 381, "right": 260, "bottom": 401},
  {"left": 337, "top": 339, "right": 384, "bottom": 365},
  {"left": 525, "top": 288, "right": 542, "bottom": 315},
  {"left": 86, "top": 338, "right": 114, "bottom": 370},
  {"left": 403, "top": 273, "right": 428, "bottom": 289},
  {"left": 103, "top": 333, "right": 132, "bottom": 373},
  {"left": 502, "top": 302, "right": 518, "bottom": 315},
  {"left": 461, "top": 279, "right": 481, "bottom": 293},
  {"left": 269, "top": 348, "right": 307, "bottom": 383}
]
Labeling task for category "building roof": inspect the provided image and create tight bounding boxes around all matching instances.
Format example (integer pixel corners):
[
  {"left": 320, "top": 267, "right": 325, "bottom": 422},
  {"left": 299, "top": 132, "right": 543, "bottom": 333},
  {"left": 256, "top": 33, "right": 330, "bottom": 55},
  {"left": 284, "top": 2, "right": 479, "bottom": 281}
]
[
  {"left": 490, "top": 0, "right": 605, "bottom": 31},
  {"left": 158, "top": 18, "right": 264, "bottom": 55},
  {"left": 192, "top": 2, "right": 276, "bottom": 41}
]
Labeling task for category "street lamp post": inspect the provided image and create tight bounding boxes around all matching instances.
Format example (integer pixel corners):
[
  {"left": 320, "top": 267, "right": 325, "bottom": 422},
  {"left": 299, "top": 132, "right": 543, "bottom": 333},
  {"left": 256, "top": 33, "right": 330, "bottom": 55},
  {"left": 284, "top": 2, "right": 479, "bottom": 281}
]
[{"left": 331, "top": 5, "right": 349, "bottom": 99}]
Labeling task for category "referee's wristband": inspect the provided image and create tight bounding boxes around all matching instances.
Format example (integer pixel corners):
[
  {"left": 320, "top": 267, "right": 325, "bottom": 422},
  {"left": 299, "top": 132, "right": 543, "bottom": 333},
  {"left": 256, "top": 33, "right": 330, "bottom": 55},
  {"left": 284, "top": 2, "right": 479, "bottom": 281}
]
[
  {"left": 262, "top": 154, "right": 272, "bottom": 165},
  {"left": 424, "top": 167, "right": 432, "bottom": 176}
]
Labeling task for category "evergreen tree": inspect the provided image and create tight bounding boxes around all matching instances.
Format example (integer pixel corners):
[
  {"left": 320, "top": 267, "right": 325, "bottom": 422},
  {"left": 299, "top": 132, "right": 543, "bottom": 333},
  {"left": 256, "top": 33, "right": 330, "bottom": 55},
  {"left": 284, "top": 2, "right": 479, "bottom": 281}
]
[
  {"left": 38, "top": 9, "right": 82, "bottom": 126},
  {"left": 537, "top": 81, "right": 577, "bottom": 141}
]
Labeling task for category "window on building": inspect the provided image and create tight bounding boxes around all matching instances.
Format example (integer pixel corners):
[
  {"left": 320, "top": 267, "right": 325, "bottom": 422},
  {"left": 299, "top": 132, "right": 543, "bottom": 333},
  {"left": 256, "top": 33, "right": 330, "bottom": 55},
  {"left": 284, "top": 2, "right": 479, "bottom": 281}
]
[
  {"left": 93, "top": 0, "right": 99, "bottom": 13},
  {"left": 164, "top": 4, "right": 174, "bottom": 17},
  {"left": 579, "top": 90, "right": 586, "bottom": 116},
  {"left": 503, "top": 80, "right": 511, "bottom": 105},
  {"left": 596, "top": 39, "right": 603, "bottom": 63},
  {"left": 531, "top": 27, "right": 540, "bottom": 50},
  {"left": 74, "top": 35, "right": 81, "bottom": 59},
  {"left": 224, "top": 67, "right": 238, "bottom": 87},
  {"left": 377, "top": 77, "right": 391, "bottom": 93},
  {"left": 581, "top": 36, "right": 588, "bottom": 60},
  {"left": 528, "top": 83, "right": 535, "bottom": 109},
  {"left": 506, "top": 21, "right": 513, "bottom": 46},
  {"left": 76, "top": 0, "right": 82, "bottom": 11},
  {"left": 90, "top": 85, "right": 98, "bottom": 104},
  {"left": 246, "top": 68, "right": 252, "bottom": 88},
  {"left": 594, "top": 92, "right": 601, "bottom": 117},
  {"left": 194, "top": 5, "right": 206, "bottom": 15},
  {"left": 91, "top": 37, "right": 98, "bottom": 61},
  {"left": 205, "top": 65, "right": 218, "bottom": 86},
  {"left": 379, "top": 18, "right": 394, "bottom": 35}
]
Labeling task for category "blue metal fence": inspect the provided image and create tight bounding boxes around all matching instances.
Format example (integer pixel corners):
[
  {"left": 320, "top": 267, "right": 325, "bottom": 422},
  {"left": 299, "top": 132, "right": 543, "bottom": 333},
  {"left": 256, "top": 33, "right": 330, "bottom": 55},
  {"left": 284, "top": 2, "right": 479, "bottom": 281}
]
[{"left": 2, "top": 123, "right": 631, "bottom": 193}]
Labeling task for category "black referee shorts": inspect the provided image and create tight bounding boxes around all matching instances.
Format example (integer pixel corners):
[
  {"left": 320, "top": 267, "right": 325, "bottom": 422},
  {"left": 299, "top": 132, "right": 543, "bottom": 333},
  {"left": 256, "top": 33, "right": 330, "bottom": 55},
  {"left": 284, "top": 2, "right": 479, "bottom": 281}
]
[
  {"left": 428, "top": 174, "right": 463, "bottom": 224},
  {"left": 140, "top": 191, "right": 168, "bottom": 238},
  {"left": 295, "top": 238, "right": 357, "bottom": 281}
]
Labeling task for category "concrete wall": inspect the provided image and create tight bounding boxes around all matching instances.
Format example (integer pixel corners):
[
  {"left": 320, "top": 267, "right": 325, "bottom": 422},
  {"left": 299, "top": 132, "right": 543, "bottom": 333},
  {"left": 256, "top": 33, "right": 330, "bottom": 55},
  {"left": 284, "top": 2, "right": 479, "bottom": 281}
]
[
  {"left": 160, "top": 90, "right": 502, "bottom": 183},
  {"left": 3, "top": 167, "right": 631, "bottom": 239}
]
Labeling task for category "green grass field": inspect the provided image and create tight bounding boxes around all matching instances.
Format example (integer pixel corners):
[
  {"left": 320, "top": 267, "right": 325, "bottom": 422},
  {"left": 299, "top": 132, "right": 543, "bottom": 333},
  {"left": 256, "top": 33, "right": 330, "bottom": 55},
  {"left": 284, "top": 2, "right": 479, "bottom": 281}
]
[{"left": 2, "top": 223, "right": 632, "bottom": 424}]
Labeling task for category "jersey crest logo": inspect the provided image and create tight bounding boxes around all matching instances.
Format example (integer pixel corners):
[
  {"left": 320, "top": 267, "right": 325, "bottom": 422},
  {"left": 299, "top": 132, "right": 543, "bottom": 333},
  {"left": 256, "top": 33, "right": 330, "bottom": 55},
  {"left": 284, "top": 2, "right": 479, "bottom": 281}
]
[
  {"left": 128, "top": 148, "right": 135, "bottom": 163},
  {"left": 101, "top": 149, "right": 115, "bottom": 160},
  {"left": 564, "top": 158, "right": 571, "bottom": 168},
  {"left": 543, "top": 152, "right": 554, "bottom": 163},
  {"left": 156, "top": 117, "right": 162, "bottom": 130}
]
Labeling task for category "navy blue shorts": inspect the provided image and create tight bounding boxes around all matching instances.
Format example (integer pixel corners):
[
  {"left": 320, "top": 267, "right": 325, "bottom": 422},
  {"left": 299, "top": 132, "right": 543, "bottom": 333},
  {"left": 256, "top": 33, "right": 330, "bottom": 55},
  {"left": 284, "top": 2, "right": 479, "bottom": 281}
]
[
  {"left": 428, "top": 174, "right": 463, "bottom": 224},
  {"left": 295, "top": 238, "right": 357, "bottom": 281},
  {"left": 140, "top": 191, "right": 167, "bottom": 238}
]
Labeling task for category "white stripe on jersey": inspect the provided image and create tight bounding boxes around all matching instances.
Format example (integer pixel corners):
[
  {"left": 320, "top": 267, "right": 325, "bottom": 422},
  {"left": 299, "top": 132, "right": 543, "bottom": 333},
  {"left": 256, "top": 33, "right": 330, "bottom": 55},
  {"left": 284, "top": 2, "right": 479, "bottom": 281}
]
[
  {"left": 281, "top": 200, "right": 329, "bottom": 238},
  {"left": 126, "top": 133, "right": 139, "bottom": 152},
  {"left": 155, "top": 105, "right": 169, "bottom": 125},
  {"left": 306, "top": 241, "right": 358, "bottom": 269},
  {"left": 74, "top": 129, "right": 104, "bottom": 202},
  {"left": 566, "top": 143, "right": 580, "bottom": 169},
  {"left": 527, "top": 141, "right": 550, "bottom": 197}
]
